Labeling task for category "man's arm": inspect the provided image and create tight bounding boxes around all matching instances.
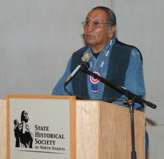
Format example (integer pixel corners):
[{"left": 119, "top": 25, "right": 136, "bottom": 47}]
[
  {"left": 113, "top": 48, "right": 145, "bottom": 109},
  {"left": 52, "top": 58, "right": 74, "bottom": 95}
]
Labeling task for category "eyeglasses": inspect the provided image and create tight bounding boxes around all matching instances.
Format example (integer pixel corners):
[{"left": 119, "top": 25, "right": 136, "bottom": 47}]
[{"left": 82, "top": 20, "right": 110, "bottom": 29}]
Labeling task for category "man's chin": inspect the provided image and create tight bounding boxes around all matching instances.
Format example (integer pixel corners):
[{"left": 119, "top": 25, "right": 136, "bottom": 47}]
[
  {"left": 84, "top": 35, "right": 95, "bottom": 44},
  {"left": 85, "top": 39, "right": 96, "bottom": 46}
]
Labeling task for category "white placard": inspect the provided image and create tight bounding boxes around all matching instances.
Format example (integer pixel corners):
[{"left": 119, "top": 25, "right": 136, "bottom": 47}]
[{"left": 7, "top": 95, "right": 76, "bottom": 159}]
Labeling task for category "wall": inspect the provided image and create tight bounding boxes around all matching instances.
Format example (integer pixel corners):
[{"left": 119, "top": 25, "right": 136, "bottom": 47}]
[{"left": 0, "top": 0, "right": 111, "bottom": 97}]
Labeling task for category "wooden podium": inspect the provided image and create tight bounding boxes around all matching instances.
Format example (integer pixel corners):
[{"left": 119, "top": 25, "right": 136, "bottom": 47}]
[
  {"left": 76, "top": 100, "right": 145, "bottom": 159},
  {"left": 0, "top": 96, "right": 145, "bottom": 159},
  {"left": 0, "top": 99, "right": 7, "bottom": 159}
]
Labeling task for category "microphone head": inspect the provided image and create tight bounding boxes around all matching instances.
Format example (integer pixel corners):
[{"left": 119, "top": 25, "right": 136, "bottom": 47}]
[{"left": 81, "top": 52, "right": 91, "bottom": 62}]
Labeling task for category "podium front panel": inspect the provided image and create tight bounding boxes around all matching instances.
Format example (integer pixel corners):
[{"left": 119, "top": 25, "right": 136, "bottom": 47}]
[{"left": 7, "top": 95, "right": 76, "bottom": 159}]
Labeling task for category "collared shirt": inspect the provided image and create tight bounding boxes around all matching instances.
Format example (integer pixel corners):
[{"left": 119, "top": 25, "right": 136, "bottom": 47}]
[{"left": 52, "top": 39, "right": 145, "bottom": 109}]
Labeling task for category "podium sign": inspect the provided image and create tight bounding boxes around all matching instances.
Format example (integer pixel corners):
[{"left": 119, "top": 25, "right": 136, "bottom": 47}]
[{"left": 7, "top": 95, "right": 76, "bottom": 159}]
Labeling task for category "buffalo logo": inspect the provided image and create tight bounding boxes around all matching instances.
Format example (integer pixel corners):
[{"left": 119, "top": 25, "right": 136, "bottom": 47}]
[{"left": 13, "top": 110, "right": 33, "bottom": 148}]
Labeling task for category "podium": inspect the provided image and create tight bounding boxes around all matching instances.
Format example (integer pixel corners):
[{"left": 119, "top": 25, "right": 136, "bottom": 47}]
[
  {"left": 76, "top": 100, "right": 145, "bottom": 159},
  {"left": 0, "top": 95, "right": 145, "bottom": 159},
  {"left": 0, "top": 99, "right": 7, "bottom": 159}
]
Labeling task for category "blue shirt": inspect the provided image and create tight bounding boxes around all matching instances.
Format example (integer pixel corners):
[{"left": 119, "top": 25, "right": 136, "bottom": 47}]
[{"left": 52, "top": 39, "right": 145, "bottom": 109}]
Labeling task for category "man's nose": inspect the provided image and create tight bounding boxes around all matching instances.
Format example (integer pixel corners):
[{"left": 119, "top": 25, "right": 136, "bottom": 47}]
[{"left": 85, "top": 22, "right": 95, "bottom": 32}]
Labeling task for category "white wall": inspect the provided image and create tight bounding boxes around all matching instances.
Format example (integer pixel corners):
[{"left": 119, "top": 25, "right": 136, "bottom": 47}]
[{"left": 0, "top": 0, "right": 111, "bottom": 97}]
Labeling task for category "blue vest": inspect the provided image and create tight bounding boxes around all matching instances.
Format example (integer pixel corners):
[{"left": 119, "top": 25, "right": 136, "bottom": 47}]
[{"left": 70, "top": 39, "right": 142, "bottom": 102}]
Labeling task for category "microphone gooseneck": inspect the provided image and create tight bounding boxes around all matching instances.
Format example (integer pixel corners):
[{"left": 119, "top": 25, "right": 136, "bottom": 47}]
[{"left": 64, "top": 52, "right": 91, "bottom": 86}]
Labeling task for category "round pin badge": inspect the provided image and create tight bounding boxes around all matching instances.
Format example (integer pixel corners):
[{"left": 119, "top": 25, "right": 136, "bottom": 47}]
[{"left": 89, "top": 71, "right": 100, "bottom": 84}]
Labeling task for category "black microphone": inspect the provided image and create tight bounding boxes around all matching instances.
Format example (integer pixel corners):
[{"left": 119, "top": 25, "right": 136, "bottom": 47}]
[{"left": 64, "top": 52, "right": 91, "bottom": 86}]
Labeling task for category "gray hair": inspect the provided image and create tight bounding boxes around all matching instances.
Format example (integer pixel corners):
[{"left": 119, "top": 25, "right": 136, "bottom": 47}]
[{"left": 91, "top": 6, "right": 117, "bottom": 27}]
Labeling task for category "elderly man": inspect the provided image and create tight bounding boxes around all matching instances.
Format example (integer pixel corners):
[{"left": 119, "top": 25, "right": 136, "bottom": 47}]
[
  {"left": 52, "top": 6, "right": 145, "bottom": 110},
  {"left": 52, "top": 6, "right": 148, "bottom": 158}
]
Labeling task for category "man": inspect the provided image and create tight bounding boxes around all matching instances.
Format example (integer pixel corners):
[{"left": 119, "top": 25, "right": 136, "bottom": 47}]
[
  {"left": 14, "top": 110, "right": 33, "bottom": 148},
  {"left": 53, "top": 6, "right": 148, "bottom": 158},
  {"left": 52, "top": 6, "right": 145, "bottom": 110}
]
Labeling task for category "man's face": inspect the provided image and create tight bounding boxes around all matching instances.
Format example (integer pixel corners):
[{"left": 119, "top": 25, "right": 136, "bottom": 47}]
[
  {"left": 23, "top": 111, "right": 29, "bottom": 122},
  {"left": 83, "top": 9, "right": 114, "bottom": 50}
]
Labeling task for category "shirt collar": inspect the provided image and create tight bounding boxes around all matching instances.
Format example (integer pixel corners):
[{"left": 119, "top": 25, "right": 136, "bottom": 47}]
[{"left": 86, "top": 37, "right": 116, "bottom": 57}]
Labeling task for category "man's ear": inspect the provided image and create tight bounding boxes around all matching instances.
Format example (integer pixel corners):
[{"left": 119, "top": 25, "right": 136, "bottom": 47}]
[{"left": 108, "top": 26, "right": 116, "bottom": 39}]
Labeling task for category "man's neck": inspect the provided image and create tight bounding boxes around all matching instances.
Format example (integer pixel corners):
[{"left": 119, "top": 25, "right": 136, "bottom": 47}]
[{"left": 90, "top": 40, "right": 111, "bottom": 53}]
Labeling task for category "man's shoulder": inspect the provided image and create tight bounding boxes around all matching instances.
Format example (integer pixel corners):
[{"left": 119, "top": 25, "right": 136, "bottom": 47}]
[
  {"left": 116, "top": 39, "right": 141, "bottom": 53},
  {"left": 72, "top": 46, "right": 88, "bottom": 57},
  {"left": 70, "top": 46, "right": 88, "bottom": 63},
  {"left": 70, "top": 46, "right": 88, "bottom": 68},
  {"left": 115, "top": 39, "right": 143, "bottom": 61}
]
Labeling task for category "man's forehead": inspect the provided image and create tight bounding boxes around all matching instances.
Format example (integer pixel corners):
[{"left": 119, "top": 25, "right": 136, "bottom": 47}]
[{"left": 86, "top": 9, "right": 108, "bottom": 20}]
